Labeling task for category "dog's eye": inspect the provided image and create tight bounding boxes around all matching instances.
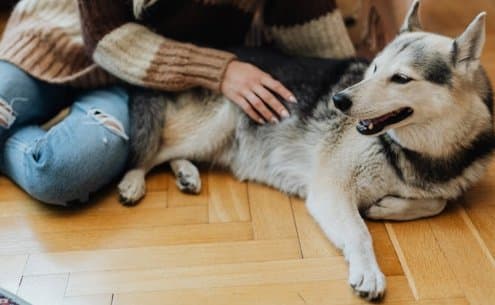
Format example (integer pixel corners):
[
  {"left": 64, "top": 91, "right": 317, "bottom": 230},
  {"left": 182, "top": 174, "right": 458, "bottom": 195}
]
[
  {"left": 373, "top": 65, "right": 377, "bottom": 73},
  {"left": 390, "top": 73, "right": 413, "bottom": 84}
]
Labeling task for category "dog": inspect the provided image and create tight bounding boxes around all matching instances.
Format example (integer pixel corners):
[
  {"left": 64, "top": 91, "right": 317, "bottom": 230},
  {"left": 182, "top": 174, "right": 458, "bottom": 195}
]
[{"left": 117, "top": 1, "right": 494, "bottom": 300}]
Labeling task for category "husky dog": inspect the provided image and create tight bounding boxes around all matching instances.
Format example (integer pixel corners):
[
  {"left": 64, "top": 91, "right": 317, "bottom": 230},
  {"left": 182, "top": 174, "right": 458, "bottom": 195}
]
[{"left": 118, "top": 1, "right": 494, "bottom": 300}]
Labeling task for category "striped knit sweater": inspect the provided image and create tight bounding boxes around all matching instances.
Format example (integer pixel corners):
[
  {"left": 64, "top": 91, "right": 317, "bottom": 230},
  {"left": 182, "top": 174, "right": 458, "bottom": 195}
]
[{"left": 0, "top": 0, "right": 356, "bottom": 92}]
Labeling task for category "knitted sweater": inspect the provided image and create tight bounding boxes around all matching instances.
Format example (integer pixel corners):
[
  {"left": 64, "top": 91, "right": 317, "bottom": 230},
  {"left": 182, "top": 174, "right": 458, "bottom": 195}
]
[{"left": 0, "top": 0, "right": 355, "bottom": 91}]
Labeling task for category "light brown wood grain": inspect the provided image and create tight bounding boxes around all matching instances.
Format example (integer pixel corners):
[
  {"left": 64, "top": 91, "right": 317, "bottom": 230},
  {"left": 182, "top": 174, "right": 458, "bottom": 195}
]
[
  {"left": 17, "top": 274, "right": 69, "bottom": 305},
  {"left": 66, "top": 258, "right": 348, "bottom": 296},
  {"left": 386, "top": 219, "right": 462, "bottom": 299},
  {"left": 1, "top": 1, "right": 495, "bottom": 304},
  {"left": 24, "top": 239, "right": 300, "bottom": 275},
  {"left": 208, "top": 171, "right": 250, "bottom": 222},
  {"left": 0, "top": 222, "right": 253, "bottom": 255},
  {"left": 0, "top": 255, "right": 27, "bottom": 292},
  {"left": 113, "top": 276, "right": 414, "bottom": 305},
  {"left": 248, "top": 182, "right": 299, "bottom": 240},
  {"left": 62, "top": 295, "right": 112, "bottom": 305},
  {"left": 428, "top": 204, "right": 495, "bottom": 305}
]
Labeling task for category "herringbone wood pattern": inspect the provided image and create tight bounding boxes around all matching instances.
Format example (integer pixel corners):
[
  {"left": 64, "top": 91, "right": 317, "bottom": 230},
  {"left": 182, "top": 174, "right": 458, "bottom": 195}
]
[{"left": 1, "top": 1, "right": 495, "bottom": 304}]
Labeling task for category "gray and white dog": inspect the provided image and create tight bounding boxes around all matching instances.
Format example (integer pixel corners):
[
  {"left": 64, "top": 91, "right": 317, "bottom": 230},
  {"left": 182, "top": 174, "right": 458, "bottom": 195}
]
[{"left": 118, "top": 1, "right": 494, "bottom": 300}]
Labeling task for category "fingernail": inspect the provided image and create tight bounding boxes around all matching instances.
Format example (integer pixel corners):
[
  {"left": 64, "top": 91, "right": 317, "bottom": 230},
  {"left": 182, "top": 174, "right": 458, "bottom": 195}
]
[
  {"left": 271, "top": 117, "right": 279, "bottom": 124},
  {"left": 258, "top": 118, "right": 266, "bottom": 125},
  {"left": 289, "top": 96, "right": 298, "bottom": 103},
  {"left": 281, "top": 110, "right": 290, "bottom": 118}
]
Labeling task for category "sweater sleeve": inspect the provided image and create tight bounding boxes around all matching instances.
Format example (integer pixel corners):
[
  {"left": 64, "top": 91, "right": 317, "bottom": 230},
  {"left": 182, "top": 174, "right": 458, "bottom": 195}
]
[
  {"left": 77, "top": 0, "right": 236, "bottom": 92},
  {"left": 263, "top": 0, "right": 355, "bottom": 59}
]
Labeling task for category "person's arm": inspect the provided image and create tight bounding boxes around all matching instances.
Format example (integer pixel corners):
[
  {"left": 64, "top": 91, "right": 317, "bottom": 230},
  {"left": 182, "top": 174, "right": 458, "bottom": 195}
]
[
  {"left": 263, "top": 0, "right": 355, "bottom": 59},
  {"left": 77, "top": 0, "right": 236, "bottom": 92},
  {"left": 79, "top": 1, "right": 295, "bottom": 124}
]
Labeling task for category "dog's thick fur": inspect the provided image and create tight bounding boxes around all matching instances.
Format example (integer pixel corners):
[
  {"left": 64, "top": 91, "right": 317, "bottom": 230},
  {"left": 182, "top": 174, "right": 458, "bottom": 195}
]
[{"left": 118, "top": 1, "right": 495, "bottom": 301}]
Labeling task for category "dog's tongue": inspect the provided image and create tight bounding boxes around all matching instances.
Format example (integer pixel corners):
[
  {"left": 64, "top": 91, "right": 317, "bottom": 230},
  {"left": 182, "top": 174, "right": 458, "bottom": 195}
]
[{"left": 357, "top": 108, "right": 413, "bottom": 135}]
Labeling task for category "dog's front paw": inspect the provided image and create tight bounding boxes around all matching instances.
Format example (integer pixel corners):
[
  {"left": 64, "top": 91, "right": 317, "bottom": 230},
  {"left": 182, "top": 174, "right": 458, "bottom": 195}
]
[
  {"left": 175, "top": 166, "right": 201, "bottom": 194},
  {"left": 349, "top": 265, "right": 386, "bottom": 301},
  {"left": 118, "top": 170, "right": 146, "bottom": 206}
]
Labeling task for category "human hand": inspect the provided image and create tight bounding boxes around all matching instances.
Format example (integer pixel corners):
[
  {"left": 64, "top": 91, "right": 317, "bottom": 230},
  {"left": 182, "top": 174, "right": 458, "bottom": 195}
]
[{"left": 221, "top": 61, "right": 297, "bottom": 124}]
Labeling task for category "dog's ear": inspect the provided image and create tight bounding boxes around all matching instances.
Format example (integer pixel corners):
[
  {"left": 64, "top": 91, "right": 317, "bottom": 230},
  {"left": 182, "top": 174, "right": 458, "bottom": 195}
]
[
  {"left": 399, "top": 0, "right": 422, "bottom": 33},
  {"left": 452, "top": 12, "right": 486, "bottom": 71}
]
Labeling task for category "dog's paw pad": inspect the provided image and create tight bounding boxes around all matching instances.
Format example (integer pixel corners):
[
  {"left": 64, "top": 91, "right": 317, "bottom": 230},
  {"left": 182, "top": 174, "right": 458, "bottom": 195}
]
[
  {"left": 176, "top": 171, "right": 201, "bottom": 194},
  {"left": 349, "top": 268, "right": 386, "bottom": 301}
]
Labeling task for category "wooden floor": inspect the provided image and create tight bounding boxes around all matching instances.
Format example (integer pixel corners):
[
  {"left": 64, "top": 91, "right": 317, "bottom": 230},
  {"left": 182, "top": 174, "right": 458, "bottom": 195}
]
[{"left": 1, "top": 1, "right": 495, "bottom": 304}]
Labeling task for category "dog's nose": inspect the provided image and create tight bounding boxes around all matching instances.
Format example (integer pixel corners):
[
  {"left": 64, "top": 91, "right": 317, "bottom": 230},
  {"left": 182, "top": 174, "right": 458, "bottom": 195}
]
[{"left": 332, "top": 93, "right": 352, "bottom": 112}]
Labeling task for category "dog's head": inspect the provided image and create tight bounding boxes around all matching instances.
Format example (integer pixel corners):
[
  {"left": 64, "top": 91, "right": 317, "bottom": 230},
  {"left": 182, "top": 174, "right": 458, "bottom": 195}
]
[{"left": 333, "top": 0, "right": 491, "bottom": 137}]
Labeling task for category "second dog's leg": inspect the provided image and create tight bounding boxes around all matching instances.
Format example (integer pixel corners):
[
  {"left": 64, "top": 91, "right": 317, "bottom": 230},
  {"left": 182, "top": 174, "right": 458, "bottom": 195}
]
[
  {"left": 170, "top": 159, "right": 201, "bottom": 194},
  {"left": 364, "top": 197, "right": 447, "bottom": 221}
]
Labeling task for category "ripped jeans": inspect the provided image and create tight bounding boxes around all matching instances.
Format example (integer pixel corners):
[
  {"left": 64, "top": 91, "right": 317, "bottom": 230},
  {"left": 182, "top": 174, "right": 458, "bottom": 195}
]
[{"left": 0, "top": 61, "right": 130, "bottom": 206}]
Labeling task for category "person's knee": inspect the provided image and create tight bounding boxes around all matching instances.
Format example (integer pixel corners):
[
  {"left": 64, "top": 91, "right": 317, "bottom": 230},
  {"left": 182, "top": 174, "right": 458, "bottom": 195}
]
[
  {"left": 75, "top": 86, "right": 130, "bottom": 139},
  {"left": 23, "top": 136, "right": 129, "bottom": 206},
  {"left": 25, "top": 178, "right": 75, "bottom": 206}
]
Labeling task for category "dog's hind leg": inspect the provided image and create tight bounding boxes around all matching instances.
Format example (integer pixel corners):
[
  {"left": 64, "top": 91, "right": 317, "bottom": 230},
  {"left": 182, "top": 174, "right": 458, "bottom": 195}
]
[
  {"left": 170, "top": 159, "right": 201, "bottom": 194},
  {"left": 364, "top": 197, "right": 447, "bottom": 221}
]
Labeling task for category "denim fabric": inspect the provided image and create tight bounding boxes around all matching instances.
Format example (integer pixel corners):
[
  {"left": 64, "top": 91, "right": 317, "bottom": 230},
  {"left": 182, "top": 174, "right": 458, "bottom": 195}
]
[{"left": 0, "top": 61, "right": 130, "bottom": 206}]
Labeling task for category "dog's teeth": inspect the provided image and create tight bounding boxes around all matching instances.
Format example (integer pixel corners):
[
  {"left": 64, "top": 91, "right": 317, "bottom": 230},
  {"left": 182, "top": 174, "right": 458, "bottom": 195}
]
[{"left": 368, "top": 122, "right": 374, "bottom": 130}]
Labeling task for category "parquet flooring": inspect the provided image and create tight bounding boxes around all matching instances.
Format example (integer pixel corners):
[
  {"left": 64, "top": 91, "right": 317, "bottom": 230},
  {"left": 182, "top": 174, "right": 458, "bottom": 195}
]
[{"left": 1, "top": 1, "right": 495, "bottom": 304}]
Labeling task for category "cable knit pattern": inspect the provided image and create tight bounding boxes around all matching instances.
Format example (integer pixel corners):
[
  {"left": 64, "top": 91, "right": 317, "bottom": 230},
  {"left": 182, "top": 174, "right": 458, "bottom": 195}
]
[
  {"left": 0, "top": 0, "right": 355, "bottom": 91},
  {"left": 269, "top": 11, "right": 356, "bottom": 58}
]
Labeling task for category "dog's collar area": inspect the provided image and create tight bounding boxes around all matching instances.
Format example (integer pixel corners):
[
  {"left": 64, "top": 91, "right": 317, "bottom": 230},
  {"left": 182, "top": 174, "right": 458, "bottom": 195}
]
[{"left": 357, "top": 107, "right": 413, "bottom": 135}]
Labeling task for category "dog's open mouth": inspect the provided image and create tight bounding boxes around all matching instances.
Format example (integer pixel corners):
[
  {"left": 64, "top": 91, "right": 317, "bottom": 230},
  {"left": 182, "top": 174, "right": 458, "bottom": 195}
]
[{"left": 357, "top": 107, "right": 413, "bottom": 135}]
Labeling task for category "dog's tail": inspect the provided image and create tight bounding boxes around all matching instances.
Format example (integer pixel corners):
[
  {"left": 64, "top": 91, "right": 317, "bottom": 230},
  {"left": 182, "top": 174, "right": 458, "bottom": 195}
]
[{"left": 128, "top": 88, "right": 167, "bottom": 168}]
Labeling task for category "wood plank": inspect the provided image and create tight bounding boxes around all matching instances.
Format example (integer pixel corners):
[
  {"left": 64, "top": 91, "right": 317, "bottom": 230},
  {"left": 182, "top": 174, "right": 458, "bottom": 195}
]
[
  {"left": 0, "top": 222, "right": 253, "bottom": 255},
  {"left": 62, "top": 295, "right": 112, "bottom": 305},
  {"left": 248, "top": 183, "right": 299, "bottom": 240},
  {"left": 386, "top": 218, "right": 462, "bottom": 299},
  {"left": 463, "top": 189, "right": 495, "bottom": 256},
  {"left": 428, "top": 203, "right": 495, "bottom": 305},
  {"left": 167, "top": 172, "right": 209, "bottom": 207},
  {"left": 0, "top": 206, "right": 208, "bottom": 239},
  {"left": 367, "top": 222, "right": 404, "bottom": 276},
  {"left": 66, "top": 258, "right": 348, "bottom": 296},
  {"left": 0, "top": 255, "right": 27, "bottom": 292},
  {"left": 18, "top": 274, "right": 69, "bottom": 305},
  {"left": 113, "top": 276, "right": 414, "bottom": 305},
  {"left": 24, "top": 239, "right": 300, "bottom": 276},
  {"left": 146, "top": 167, "right": 169, "bottom": 192},
  {"left": 89, "top": 189, "right": 168, "bottom": 211},
  {"left": 291, "top": 198, "right": 403, "bottom": 276},
  {"left": 208, "top": 171, "right": 250, "bottom": 223},
  {"left": 0, "top": 188, "right": 167, "bottom": 217}
]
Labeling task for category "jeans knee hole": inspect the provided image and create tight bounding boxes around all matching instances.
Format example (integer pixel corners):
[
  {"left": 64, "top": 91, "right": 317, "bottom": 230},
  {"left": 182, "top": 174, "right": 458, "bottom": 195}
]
[{"left": 89, "top": 109, "right": 129, "bottom": 141}]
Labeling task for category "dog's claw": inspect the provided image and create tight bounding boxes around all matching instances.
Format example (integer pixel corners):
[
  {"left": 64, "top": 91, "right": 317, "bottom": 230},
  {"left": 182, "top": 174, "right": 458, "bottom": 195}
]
[
  {"left": 119, "top": 195, "right": 139, "bottom": 207},
  {"left": 349, "top": 267, "right": 386, "bottom": 302},
  {"left": 175, "top": 170, "right": 201, "bottom": 194}
]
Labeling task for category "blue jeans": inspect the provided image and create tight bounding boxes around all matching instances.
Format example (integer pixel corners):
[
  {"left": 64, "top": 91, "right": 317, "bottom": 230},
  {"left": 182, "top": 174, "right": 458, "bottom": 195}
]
[{"left": 0, "top": 61, "right": 130, "bottom": 206}]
